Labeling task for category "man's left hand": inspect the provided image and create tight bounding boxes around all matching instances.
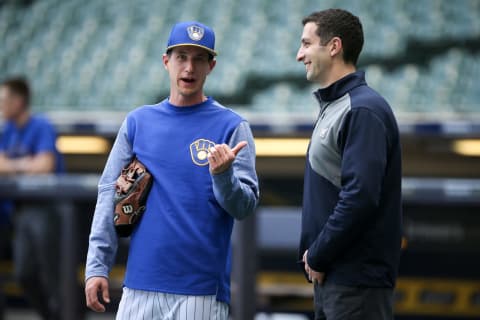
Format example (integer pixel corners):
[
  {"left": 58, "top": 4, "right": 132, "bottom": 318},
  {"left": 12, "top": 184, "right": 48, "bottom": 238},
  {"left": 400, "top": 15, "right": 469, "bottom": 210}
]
[
  {"left": 208, "top": 141, "right": 247, "bottom": 175},
  {"left": 303, "top": 250, "right": 325, "bottom": 285}
]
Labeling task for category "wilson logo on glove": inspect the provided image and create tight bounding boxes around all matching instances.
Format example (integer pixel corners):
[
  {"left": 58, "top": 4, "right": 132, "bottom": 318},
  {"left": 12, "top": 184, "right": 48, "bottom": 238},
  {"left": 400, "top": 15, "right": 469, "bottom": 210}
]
[
  {"left": 113, "top": 158, "right": 153, "bottom": 237},
  {"left": 122, "top": 204, "right": 134, "bottom": 214}
]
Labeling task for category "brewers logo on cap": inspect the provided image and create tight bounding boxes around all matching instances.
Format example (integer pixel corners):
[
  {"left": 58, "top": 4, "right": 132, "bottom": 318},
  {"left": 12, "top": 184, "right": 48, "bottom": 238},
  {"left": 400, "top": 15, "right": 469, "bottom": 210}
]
[
  {"left": 187, "top": 25, "right": 204, "bottom": 41},
  {"left": 166, "top": 21, "right": 217, "bottom": 56}
]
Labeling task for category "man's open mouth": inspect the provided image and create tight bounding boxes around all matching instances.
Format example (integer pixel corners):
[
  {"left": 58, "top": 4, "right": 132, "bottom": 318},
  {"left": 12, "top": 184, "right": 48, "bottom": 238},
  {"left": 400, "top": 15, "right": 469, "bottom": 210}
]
[{"left": 181, "top": 78, "right": 195, "bottom": 83}]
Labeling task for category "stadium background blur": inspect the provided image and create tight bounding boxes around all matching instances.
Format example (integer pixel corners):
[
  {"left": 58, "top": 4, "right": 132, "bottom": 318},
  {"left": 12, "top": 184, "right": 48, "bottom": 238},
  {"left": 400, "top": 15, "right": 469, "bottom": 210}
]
[{"left": 1, "top": 0, "right": 480, "bottom": 319}]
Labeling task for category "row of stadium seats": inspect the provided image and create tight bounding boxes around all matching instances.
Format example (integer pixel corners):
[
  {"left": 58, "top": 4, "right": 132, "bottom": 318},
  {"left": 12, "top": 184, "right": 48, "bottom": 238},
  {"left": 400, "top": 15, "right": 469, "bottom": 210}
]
[
  {"left": 250, "top": 49, "right": 480, "bottom": 115},
  {"left": 368, "top": 49, "right": 480, "bottom": 114},
  {"left": 1, "top": 0, "right": 479, "bottom": 116}
]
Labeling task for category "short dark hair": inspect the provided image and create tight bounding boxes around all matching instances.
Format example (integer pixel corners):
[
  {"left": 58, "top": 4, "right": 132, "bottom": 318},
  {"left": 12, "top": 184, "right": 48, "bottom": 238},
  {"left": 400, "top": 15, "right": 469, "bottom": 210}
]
[
  {"left": 1, "top": 76, "right": 31, "bottom": 107},
  {"left": 302, "top": 9, "right": 364, "bottom": 65}
]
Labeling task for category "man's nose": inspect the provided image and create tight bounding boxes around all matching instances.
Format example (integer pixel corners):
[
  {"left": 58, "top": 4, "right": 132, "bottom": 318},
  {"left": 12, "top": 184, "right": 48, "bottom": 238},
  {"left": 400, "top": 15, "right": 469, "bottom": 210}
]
[
  {"left": 296, "top": 48, "right": 304, "bottom": 62},
  {"left": 185, "top": 58, "right": 195, "bottom": 72}
]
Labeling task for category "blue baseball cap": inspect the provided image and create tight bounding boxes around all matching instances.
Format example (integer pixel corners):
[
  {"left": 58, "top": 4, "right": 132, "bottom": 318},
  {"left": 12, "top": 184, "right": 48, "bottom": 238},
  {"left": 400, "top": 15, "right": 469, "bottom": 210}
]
[{"left": 166, "top": 21, "right": 217, "bottom": 56}]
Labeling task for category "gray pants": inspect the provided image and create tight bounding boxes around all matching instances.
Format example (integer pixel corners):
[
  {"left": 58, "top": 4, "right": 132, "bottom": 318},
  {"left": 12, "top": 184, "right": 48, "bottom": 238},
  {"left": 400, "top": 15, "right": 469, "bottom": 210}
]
[
  {"left": 314, "top": 282, "right": 394, "bottom": 320},
  {"left": 13, "top": 204, "right": 61, "bottom": 320},
  {"left": 116, "top": 287, "right": 229, "bottom": 320}
]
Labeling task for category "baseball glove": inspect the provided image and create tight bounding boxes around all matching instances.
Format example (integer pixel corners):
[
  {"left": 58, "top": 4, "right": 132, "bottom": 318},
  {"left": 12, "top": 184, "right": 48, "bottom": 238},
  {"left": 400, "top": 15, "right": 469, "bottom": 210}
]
[{"left": 113, "top": 158, "right": 153, "bottom": 237}]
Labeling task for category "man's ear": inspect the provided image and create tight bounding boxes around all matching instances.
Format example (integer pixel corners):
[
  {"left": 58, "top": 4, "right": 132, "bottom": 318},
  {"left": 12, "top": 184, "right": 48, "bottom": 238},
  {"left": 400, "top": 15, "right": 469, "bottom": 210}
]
[
  {"left": 162, "top": 53, "right": 169, "bottom": 70},
  {"left": 207, "top": 59, "right": 216, "bottom": 74},
  {"left": 329, "top": 37, "right": 342, "bottom": 57},
  {"left": 13, "top": 95, "right": 27, "bottom": 111}
]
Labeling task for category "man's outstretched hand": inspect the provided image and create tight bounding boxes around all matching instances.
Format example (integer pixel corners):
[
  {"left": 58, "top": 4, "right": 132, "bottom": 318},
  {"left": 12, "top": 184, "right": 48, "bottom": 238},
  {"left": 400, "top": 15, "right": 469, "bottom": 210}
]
[{"left": 208, "top": 141, "right": 247, "bottom": 175}]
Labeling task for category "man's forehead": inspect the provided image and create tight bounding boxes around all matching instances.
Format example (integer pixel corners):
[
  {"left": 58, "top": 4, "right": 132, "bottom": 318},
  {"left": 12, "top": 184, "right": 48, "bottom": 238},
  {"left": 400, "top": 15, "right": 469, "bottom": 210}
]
[
  {"left": 0, "top": 86, "right": 10, "bottom": 96},
  {"left": 172, "top": 46, "right": 210, "bottom": 56},
  {"left": 301, "top": 23, "right": 321, "bottom": 42},
  {"left": 303, "top": 22, "right": 318, "bottom": 35}
]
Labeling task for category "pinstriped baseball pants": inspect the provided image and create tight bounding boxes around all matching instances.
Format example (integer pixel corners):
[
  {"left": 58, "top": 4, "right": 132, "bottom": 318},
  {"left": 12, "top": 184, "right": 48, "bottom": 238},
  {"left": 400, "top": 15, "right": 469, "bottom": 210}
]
[{"left": 116, "top": 287, "right": 229, "bottom": 320}]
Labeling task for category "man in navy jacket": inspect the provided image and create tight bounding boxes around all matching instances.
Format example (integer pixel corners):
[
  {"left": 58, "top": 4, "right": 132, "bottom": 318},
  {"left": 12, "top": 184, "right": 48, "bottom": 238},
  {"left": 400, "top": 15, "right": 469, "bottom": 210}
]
[{"left": 297, "top": 9, "right": 402, "bottom": 320}]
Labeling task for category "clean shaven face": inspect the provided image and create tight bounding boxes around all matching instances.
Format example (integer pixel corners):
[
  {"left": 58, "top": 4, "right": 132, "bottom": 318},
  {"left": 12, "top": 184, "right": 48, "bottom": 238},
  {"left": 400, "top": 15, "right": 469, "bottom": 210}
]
[
  {"left": 163, "top": 46, "right": 216, "bottom": 102},
  {"left": 0, "top": 86, "right": 24, "bottom": 120},
  {"left": 296, "top": 22, "right": 333, "bottom": 85}
]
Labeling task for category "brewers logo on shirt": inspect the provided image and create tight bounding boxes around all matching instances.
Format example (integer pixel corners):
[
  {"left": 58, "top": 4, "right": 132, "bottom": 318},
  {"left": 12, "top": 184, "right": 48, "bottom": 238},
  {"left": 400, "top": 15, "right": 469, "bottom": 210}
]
[
  {"left": 319, "top": 127, "right": 329, "bottom": 139},
  {"left": 190, "top": 138, "right": 215, "bottom": 166}
]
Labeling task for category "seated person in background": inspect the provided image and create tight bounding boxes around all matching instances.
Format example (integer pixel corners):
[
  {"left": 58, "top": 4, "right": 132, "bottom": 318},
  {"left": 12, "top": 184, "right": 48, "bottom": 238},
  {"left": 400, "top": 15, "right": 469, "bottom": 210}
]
[{"left": 0, "top": 77, "right": 64, "bottom": 320}]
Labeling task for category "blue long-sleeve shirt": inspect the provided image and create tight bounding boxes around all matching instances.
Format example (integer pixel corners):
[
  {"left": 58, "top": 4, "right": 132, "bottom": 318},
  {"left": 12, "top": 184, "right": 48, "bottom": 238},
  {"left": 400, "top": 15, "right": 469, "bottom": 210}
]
[
  {"left": 0, "top": 115, "right": 64, "bottom": 223},
  {"left": 299, "top": 71, "right": 402, "bottom": 288},
  {"left": 86, "top": 98, "right": 259, "bottom": 303}
]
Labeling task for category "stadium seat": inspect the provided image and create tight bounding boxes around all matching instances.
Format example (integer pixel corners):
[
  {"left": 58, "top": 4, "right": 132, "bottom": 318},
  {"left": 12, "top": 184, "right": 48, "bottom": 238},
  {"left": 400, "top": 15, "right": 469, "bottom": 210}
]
[{"left": 0, "top": 0, "right": 479, "bottom": 118}]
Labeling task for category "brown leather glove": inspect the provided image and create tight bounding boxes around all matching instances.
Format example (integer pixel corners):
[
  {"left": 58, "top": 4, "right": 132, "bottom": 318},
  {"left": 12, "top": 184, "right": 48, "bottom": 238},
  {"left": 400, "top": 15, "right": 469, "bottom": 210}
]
[{"left": 113, "top": 158, "right": 152, "bottom": 237}]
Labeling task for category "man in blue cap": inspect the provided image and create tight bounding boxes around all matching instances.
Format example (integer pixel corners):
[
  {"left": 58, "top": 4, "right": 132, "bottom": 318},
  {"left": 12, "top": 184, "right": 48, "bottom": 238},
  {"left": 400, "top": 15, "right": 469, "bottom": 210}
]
[{"left": 84, "top": 21, "right": 259, "bottom": 320}]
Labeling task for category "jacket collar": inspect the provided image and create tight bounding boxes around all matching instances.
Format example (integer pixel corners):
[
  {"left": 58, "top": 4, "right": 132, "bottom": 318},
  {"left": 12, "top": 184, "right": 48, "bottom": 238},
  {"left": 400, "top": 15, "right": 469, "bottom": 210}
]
[{"left": 313, "top": 70, "right": 366, "bottom": 103}]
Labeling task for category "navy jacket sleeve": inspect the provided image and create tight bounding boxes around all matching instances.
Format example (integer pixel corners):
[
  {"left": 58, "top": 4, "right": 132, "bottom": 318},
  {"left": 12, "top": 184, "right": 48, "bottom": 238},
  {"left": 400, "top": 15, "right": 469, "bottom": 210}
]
[{"left": 307, "top": 107, "right": 388, "bottom": 272}]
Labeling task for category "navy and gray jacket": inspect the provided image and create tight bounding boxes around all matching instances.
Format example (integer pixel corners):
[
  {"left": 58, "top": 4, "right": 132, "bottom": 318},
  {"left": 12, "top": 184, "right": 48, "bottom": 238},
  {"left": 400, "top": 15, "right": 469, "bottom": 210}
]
[{"left": 299, "top": 70, "right": 402, "bottom": 288}]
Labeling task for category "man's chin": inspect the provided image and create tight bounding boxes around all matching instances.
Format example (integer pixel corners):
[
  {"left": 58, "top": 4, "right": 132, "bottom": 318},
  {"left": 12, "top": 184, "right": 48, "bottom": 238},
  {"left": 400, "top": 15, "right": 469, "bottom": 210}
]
[
  {"left": 179, "top": 89, "right": 201, "bottom": 98},
  {"left": 178, "top": 86, "right": 197, "bottom": 95},
  {"left": 306, "top": 72, "right": 320, "bottom": 83}
]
